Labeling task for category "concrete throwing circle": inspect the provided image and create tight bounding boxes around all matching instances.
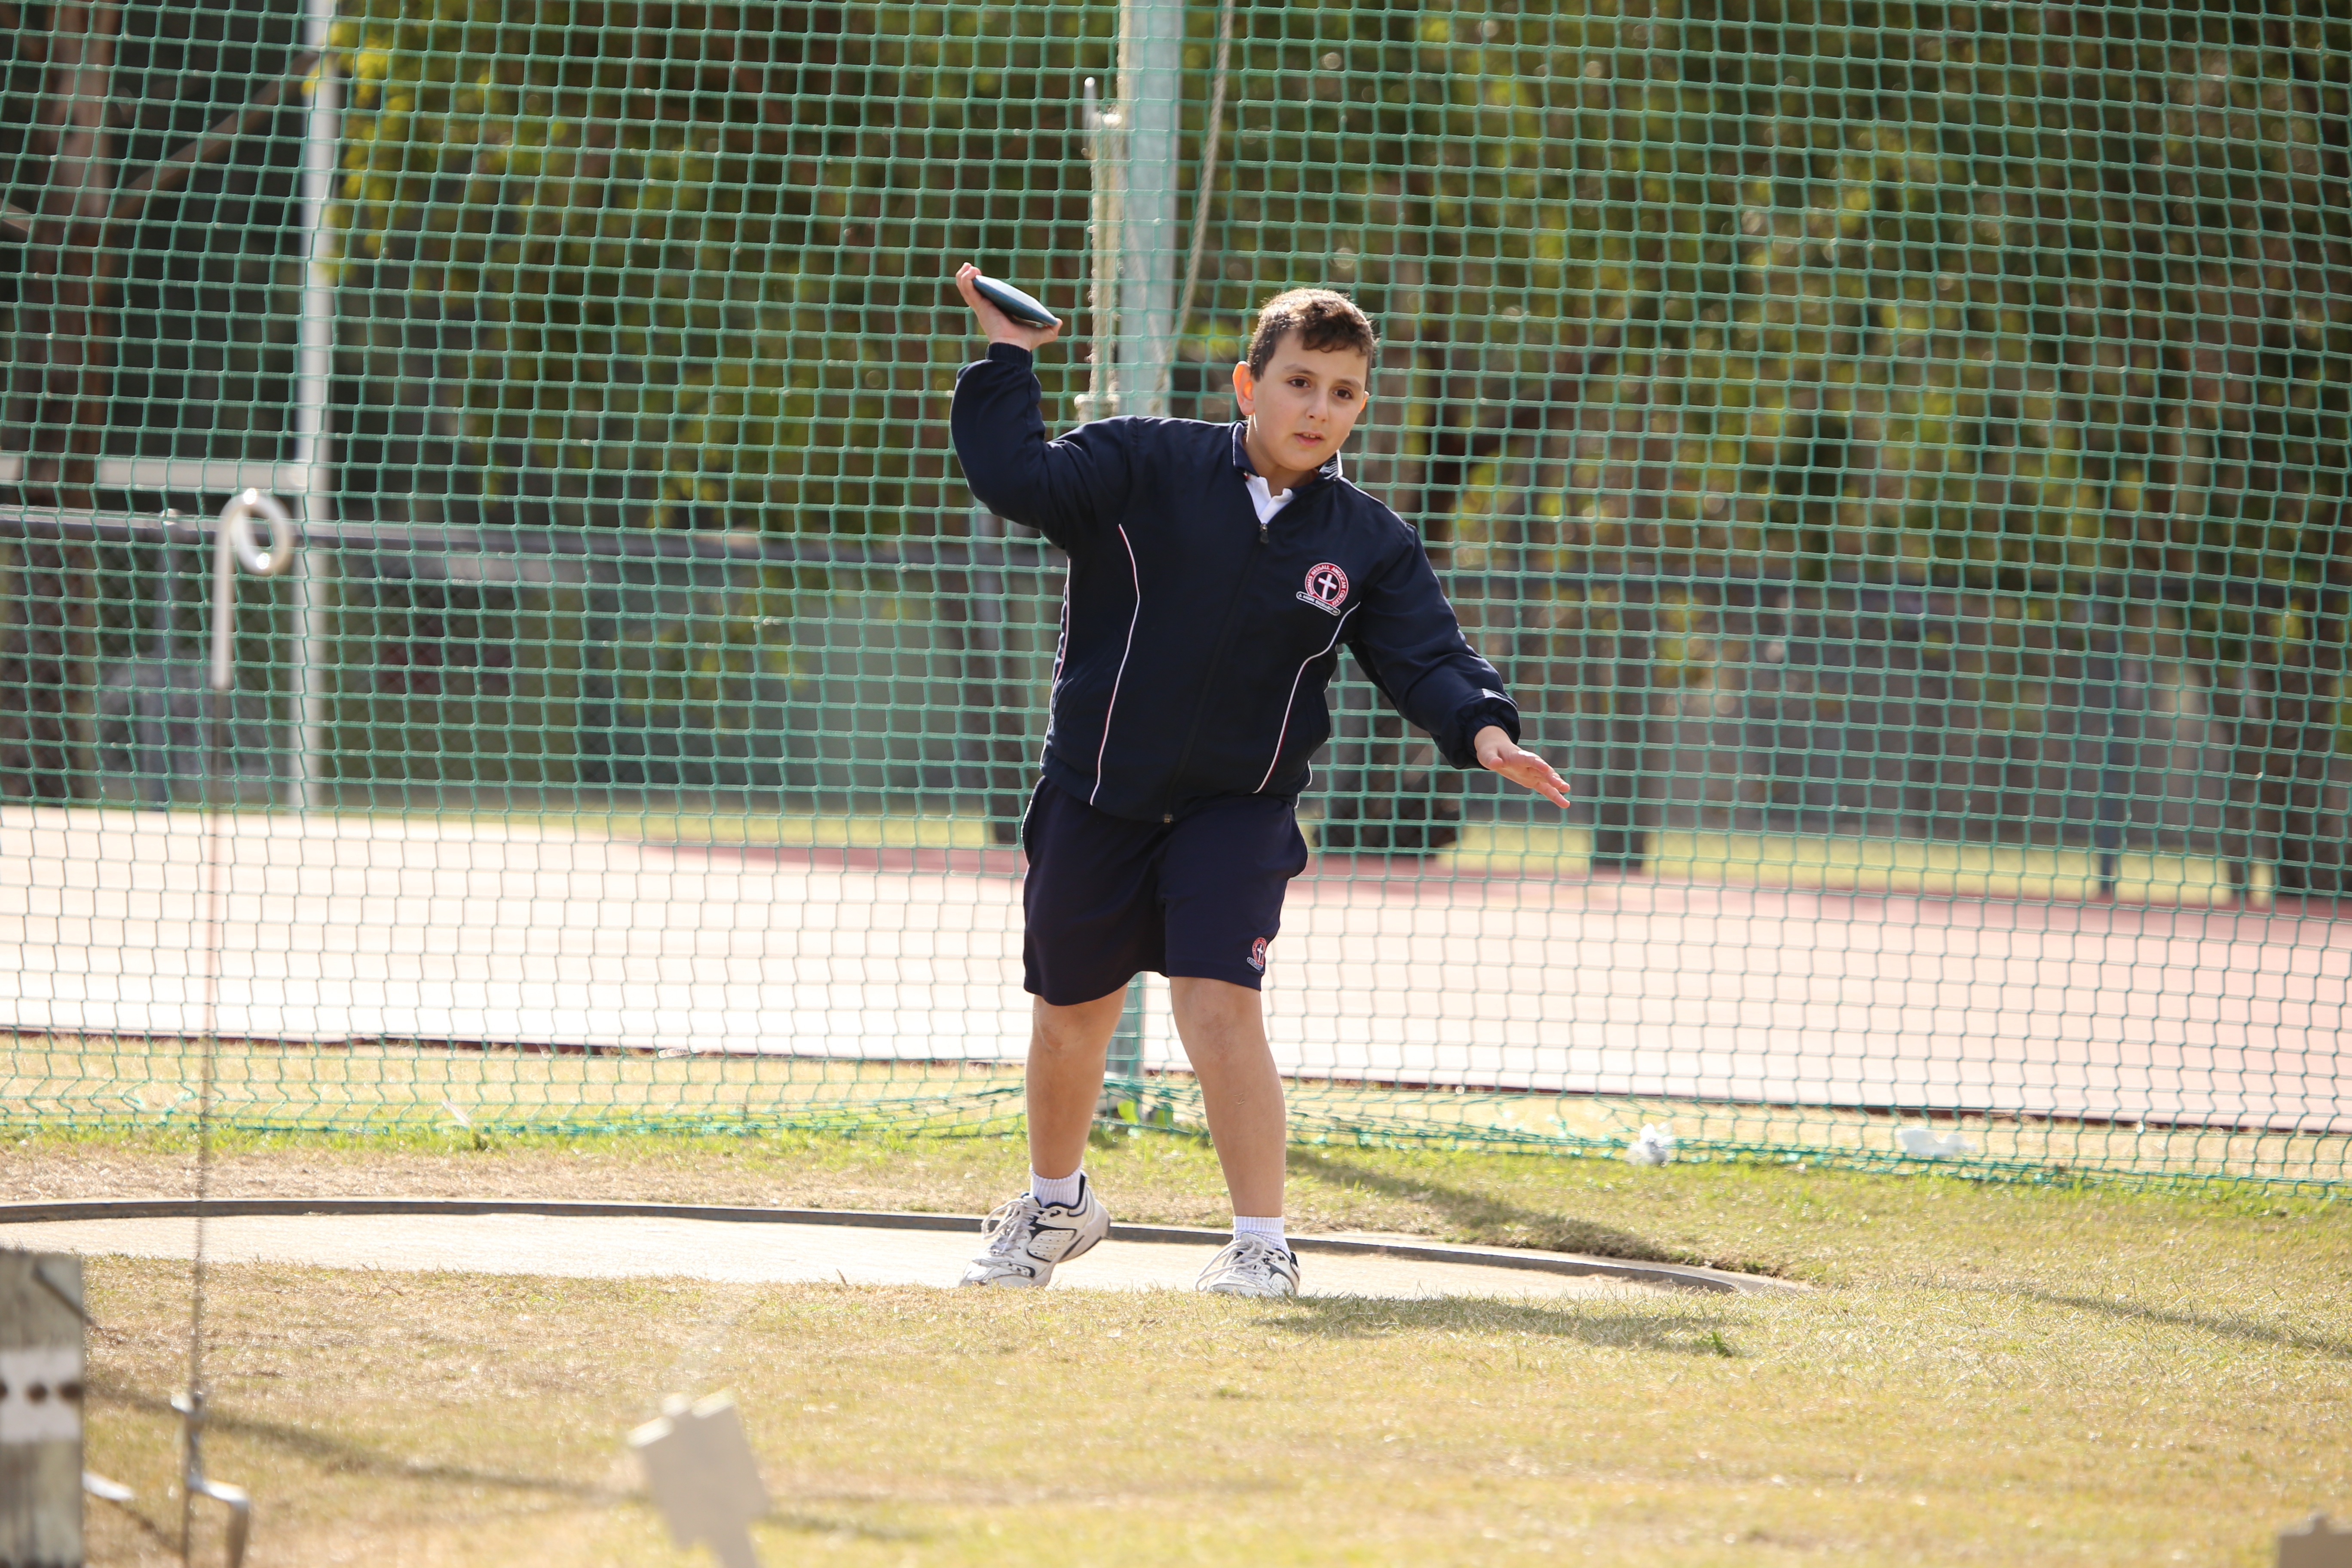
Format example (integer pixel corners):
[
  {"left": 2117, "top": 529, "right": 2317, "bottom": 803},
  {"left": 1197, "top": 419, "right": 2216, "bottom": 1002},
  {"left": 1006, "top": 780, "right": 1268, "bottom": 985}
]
[{"left": 0, "top": 1200, "right": 1795, "bottom": 1299}]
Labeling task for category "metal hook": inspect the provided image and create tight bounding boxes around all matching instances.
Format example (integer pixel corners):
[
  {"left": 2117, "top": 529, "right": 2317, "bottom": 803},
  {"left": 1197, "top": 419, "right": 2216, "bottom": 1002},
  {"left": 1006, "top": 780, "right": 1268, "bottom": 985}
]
[
  {"left": 210, "top": 490, "right": 296, "bottom": 694},
  {"left": 174, "top": 1391, "right": 252, "bottom": 1568}
]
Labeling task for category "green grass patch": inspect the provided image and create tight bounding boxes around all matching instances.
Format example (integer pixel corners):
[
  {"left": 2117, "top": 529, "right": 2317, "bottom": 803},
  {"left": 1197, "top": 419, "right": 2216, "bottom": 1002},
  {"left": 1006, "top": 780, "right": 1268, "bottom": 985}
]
[{"left": 10, "top": 1034, "right": 2347, "bottom": 1191}]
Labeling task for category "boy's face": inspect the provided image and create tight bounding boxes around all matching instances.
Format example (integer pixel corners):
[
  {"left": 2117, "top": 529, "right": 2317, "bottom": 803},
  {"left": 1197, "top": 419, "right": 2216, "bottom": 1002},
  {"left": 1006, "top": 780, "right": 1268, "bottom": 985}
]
[{"left": 1231, "top": 333, "right": 1371, "bottom": 478}]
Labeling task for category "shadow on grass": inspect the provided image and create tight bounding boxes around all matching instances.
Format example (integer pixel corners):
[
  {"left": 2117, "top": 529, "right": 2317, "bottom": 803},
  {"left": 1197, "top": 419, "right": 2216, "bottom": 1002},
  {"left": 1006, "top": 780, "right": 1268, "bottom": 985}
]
[
  {"left": 1263, "top": 1292, "right": 1746, "bottom": 1356},
  {"left": 768, "top": 1510, "right": 934, "bottom": 1542},
  {"left": 1286, "top": 1150, "right": 1712, "bottom": 1267},
  {"left": 2000, "top": 1286, "right": 2352, "bottom": 1360},
  {"left": 85, "top": 1483, "right": 179, "bottom": 1554},
  {"left": 90, "top": 1378, "right": 621, "bottom": 1502}
]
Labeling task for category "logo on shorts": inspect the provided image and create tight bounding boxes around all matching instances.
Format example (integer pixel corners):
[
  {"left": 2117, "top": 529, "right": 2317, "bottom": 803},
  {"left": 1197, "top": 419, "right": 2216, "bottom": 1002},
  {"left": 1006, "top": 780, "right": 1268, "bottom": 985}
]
[
  {"left": 1247, "top": 936, "right": 1270, "bottom": 973},
  {"left": 1296, "top": 562, "right": 1350, "bottom": 616}
]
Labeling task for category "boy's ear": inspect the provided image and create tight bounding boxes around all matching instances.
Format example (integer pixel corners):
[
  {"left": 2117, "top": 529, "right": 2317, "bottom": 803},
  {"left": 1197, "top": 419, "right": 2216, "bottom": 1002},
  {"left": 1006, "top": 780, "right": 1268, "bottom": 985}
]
[{"left": 1230, "top": 359, "right": 1256, "bottom": 415}]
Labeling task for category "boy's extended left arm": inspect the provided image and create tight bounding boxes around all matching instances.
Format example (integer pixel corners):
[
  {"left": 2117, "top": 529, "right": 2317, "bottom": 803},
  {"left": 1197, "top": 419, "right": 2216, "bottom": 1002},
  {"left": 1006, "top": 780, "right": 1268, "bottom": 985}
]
[{"left": 1349, "top": 535, "right": 1568, "bottom": 805}]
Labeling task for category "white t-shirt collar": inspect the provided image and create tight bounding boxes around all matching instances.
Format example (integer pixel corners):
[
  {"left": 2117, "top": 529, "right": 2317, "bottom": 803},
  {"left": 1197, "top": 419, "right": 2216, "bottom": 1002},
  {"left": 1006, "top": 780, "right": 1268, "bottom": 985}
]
[
  {"left": 1231, "top": 422, "right": 1343, "bottom": 529},
  {"left": 1243, "top": 472, "right": 1295, "bottom": 526}
]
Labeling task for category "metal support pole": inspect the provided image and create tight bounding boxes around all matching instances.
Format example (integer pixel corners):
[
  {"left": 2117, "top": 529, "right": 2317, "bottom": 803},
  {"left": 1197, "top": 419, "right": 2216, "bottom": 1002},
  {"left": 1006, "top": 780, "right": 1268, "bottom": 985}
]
[
  {"left": 1075, "top": 78, "right": 1121, "bottom": 423},
  {"left": 2089, "top": 582, "right": 2128, "bottom": 898},
  {"left": 1112, "top": 0, "right": 1182, "bottom": 417},
  {"left": 288, "top": 11, "right": 339, "bottom": 808}
]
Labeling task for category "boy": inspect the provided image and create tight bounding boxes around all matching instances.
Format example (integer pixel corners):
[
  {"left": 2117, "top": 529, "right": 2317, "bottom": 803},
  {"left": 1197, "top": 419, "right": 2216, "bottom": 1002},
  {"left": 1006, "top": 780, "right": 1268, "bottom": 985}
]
[{"left": 948, "top": 264, "right": 1568, "bottom": 1296}]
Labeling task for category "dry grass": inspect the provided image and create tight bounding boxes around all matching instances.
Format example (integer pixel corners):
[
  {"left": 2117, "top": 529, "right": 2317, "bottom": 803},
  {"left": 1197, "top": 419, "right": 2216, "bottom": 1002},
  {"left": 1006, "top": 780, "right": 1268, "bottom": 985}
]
[{"left": 9, "top": 1129, "right": 2348, "bottom": 1565}]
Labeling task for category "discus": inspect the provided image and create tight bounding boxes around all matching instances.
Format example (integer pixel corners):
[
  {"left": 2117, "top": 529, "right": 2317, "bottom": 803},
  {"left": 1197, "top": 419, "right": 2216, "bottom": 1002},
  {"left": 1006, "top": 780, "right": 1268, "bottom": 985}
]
[{"left": 968, "top": 273, "right": 1060, "bottom": 329}]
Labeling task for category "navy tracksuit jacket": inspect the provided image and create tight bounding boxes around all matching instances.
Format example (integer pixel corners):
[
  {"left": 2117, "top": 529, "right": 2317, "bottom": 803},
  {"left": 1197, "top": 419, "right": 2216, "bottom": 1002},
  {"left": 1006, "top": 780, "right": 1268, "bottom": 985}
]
[{"left": 951, "top": 343, "right": 1521, "bottom": 824}]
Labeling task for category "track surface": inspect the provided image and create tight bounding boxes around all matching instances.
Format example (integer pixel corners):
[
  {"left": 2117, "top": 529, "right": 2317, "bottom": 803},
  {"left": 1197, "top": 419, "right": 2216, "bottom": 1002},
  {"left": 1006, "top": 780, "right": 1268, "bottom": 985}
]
[{"left": 3, "top": 806, "right": 2346, "bottom": 1129}]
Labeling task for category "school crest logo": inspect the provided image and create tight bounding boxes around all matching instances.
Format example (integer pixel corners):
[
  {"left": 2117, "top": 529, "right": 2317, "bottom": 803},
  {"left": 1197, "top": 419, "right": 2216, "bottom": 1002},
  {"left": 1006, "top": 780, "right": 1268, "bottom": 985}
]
[
  {"left": 1247, "top": 936, "right": 1270, "bottom": 973},
  {"left": 1296, "top": 562, "right": 1350, "bottom": 616}
]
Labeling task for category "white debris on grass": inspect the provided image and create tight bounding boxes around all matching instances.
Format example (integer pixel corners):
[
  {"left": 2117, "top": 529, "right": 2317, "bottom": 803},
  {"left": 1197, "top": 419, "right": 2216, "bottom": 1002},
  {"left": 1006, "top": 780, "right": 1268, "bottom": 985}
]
[
  {"left": 1896, "top": 1127, "right": 1978, "bottom": 1159},
  {"left": 1623, "top": 1123, "right": 1677, "bottom": 1165}
]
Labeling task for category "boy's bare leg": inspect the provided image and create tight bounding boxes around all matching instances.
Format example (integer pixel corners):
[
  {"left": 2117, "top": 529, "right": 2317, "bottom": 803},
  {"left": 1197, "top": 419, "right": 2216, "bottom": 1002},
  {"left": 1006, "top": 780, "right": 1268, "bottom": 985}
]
[
  {"left": 1168, "top": 977, "right": 1286, "bottom": 1217},
  {"left": 1026, "top": 991, "right": 1127, "bottom": 1180}
]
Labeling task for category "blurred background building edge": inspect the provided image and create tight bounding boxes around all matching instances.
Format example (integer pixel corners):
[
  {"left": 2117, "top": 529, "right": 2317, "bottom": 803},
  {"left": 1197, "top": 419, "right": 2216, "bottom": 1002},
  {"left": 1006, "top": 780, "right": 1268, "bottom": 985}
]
[{"left": 0, "top": 0, "right": 2347, "bottom": 892}]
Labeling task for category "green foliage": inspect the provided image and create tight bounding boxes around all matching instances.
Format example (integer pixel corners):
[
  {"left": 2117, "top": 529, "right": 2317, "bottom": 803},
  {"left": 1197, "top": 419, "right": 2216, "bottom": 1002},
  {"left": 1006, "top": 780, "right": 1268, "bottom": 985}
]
[
  {"left": 1204, "top": 5, "right": 2352, "bottom": 585},
  {"left": 332, "top": 0, "right": 1115, "bottom": 534},
  {"left": 328, "top": 3, "right": 2351, "bottom": 584}
]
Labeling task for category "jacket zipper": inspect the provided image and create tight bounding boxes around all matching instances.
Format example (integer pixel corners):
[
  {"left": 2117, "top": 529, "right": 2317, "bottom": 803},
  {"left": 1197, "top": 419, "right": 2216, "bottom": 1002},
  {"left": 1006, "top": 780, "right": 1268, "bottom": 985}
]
[{"left": 1158, "top": 526, "right": 1268, "bottom": 822}]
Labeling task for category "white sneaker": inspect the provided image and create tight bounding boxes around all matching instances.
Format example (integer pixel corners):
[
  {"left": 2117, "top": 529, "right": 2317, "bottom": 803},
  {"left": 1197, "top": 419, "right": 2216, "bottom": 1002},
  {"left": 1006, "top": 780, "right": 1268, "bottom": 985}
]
[
  {"left": 958, "top": 1180, "right": 1112, "bottom": 1287},
  {"left": 1195, "top": 1234, "right": 1300, "bottom": 1297}
]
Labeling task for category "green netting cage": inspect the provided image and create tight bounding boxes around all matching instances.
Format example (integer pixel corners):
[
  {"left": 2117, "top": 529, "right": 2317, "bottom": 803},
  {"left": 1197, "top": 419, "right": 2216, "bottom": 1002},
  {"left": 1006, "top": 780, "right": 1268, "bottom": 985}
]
[{"left": 1, "top": 0, "right": 2348, "bottom": 1186}]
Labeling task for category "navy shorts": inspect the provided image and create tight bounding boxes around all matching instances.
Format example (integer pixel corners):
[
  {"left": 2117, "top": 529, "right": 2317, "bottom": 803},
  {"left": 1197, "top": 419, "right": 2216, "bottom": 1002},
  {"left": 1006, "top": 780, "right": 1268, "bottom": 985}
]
[{"left": 1020, "top": 778, "right": 1311, "bottom": 1005}]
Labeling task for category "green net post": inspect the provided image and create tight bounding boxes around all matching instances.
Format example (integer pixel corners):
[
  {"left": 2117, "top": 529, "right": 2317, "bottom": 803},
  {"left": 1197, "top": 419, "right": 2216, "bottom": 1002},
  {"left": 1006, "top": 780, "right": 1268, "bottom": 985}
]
[
  {"left": 1099, "top": 977, "right": 1167, "bottom": 1129},
  {"left": 1105, "top": 976, "right": 1145, "bottom": 1089}
]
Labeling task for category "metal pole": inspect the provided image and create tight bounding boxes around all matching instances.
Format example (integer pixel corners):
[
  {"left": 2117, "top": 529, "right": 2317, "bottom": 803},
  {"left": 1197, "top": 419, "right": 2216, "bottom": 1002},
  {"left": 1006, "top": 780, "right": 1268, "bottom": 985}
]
[
  {"left": 288, "top": 12, "right": 339, "bottom": 808},
  {"left": 1075, "top": 77, "right": 1121, "bottom": 423},
  {"left": 144, "top": 511, "right": 184, "bottom": 805},
  {"left": 1113, "top": 0, "right": 1182, "bottom": 417},
  {"left": 2089, "top": 582, "right": 2128, "bottom": 898}
]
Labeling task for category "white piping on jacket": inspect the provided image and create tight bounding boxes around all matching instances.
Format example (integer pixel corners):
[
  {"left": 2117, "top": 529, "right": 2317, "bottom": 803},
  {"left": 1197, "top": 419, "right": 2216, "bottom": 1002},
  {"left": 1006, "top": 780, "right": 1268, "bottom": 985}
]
[
  {"left": 1090, "top": 524, "right": 1143, "bottom": 806},
  {"left": 1256, "top": 604, "right": 1357, "bottom": 793},
  {"left": 1042, "top": 592, "right": 1071, "bottom": 773}
]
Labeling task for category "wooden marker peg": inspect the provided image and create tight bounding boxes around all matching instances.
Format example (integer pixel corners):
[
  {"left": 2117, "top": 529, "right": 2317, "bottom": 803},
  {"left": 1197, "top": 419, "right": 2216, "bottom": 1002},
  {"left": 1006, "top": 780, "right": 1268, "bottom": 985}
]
[
  {"left": 1, "top": 1252, "right": 88, "bottom": 1568},
  {"left": 2281, "top": 1513, "right": 2352, "bottom": 1568},
  {"left": 629, "top": 1390, "right": 769, "bottom": 1568}
]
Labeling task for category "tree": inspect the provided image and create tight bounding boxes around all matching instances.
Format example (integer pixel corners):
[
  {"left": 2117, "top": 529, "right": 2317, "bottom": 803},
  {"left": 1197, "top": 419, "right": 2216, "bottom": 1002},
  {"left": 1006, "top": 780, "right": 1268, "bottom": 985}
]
[{"left": 329, "top": 0, "right": 1116, "bottom": 536}]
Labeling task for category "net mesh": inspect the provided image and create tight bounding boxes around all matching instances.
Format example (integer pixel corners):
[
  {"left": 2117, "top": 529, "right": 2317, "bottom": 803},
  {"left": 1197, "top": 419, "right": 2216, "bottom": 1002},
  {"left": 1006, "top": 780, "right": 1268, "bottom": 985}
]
[{"left": 3, "top": 1, "right": 2349, "bottom": 1186}]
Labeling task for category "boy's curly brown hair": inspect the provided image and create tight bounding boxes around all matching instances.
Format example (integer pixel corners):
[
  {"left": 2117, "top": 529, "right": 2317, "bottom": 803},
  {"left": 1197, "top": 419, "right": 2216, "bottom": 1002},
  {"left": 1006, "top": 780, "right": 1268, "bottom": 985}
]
[{"left": 1246, "top": 288, "right": 1378, "bottom": 379}]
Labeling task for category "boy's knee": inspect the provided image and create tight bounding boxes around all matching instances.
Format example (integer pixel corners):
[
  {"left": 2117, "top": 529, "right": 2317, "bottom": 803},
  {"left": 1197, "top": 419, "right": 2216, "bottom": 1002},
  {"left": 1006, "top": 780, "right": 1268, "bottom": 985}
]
[
  {"left": 1031, "top": 991, "right": 1125, "bottom": 1054},
  {"left": 1169, "top": 976, "right": 1263, "bottom": 1029}
]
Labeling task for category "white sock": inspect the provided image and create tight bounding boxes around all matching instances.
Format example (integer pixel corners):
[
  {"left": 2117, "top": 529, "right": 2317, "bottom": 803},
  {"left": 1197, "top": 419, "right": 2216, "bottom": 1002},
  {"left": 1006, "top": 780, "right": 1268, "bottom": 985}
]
[
  {"left": 1031, "top": 1169, "right": 1084, "bottom": 1207},
  {"left": 1233, "top": 1214, "right": 1286, "bottom": 1248}
]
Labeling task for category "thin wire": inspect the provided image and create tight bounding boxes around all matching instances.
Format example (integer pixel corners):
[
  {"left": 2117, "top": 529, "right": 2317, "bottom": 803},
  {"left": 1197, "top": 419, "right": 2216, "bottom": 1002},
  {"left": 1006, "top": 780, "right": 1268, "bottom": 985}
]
[
  {"left": 186, "top": 547, "right": 229, "bottom": 1565},
  {"left": 1170, "top": 0, "right": 1237, "bottom": 350},
  {"left": 650, "top": 1290, "right": 759, "bottom": 1414}
]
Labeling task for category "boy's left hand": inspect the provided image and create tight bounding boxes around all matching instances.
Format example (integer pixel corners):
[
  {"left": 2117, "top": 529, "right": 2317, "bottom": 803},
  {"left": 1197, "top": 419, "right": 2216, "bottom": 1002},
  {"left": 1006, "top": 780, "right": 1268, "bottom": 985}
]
[{"left": 1474, "top": 726, "right": 1571, "bottom": 808}]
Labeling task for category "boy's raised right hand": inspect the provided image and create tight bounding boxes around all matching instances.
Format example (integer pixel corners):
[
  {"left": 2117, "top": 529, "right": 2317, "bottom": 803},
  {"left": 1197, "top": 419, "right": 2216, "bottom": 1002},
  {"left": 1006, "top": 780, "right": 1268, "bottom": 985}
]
[{"left": 956, "top": 262, "right": 1062, "bottom": 352}]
